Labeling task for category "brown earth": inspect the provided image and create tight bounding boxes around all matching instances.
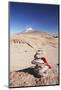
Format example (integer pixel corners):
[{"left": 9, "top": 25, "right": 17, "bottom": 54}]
[
  {"left": 9, "top": 66, "right": 59, "bottom": 87},
  {"left": 9, "top": 32, "right": 59, "bottom": 87}
]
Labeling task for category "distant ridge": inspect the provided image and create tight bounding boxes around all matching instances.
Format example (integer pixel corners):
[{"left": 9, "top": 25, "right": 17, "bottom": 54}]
[{"left": 12, "top": 27, "right": 58, "bottom": 39}]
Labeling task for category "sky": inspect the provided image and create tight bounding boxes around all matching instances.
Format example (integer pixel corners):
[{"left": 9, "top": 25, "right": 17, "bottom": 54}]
[{"left": 9, "top": 2, "right": 59, "bottom": 34}]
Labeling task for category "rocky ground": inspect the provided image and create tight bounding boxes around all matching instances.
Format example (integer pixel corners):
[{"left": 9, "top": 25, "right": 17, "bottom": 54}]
[
  {"left": 9, "top": 32, "right": 59, "bottom": 87},
  {"left": 9, "top": 65, "right": 59, "bottom": 87}
]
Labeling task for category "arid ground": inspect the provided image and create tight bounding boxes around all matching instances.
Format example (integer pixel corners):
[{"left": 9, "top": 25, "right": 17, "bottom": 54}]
[{"left": 9, "top": 31, "right": 59, "bottom": 87}]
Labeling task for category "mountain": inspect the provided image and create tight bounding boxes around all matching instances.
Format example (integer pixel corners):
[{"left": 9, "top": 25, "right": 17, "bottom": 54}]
[{"left": 13, "top": 27, "right": 57, "bottom": 39}]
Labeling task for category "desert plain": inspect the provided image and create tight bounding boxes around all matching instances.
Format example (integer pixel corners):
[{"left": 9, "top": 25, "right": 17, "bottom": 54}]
[{"left": 9, "top": 31, "right": 59, "bottom": 87}]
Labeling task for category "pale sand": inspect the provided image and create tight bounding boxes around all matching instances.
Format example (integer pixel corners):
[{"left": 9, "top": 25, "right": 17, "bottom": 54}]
[{"left": 10, "top": 33, "right": 58, "bottom": 72}]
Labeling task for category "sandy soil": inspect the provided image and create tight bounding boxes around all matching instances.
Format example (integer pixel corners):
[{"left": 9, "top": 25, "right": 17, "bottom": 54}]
[
  {"left": 10, "top": 32, "right": 58, "bottom": 71},
  {"left": 9, "top": 32, "right": 59, "bottom": 87},
  {"left": 9, "top": 67, "right": 58, "bottom": 87}
]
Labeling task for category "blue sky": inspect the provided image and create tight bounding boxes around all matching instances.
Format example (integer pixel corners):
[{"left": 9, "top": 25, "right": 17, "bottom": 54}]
[{"left": 10, "top": 2, "right": 59, "bottom": 34}]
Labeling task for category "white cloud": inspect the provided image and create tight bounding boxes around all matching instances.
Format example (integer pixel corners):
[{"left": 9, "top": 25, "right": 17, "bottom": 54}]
[{"left": 25, "top": 27, "right": 33, "bottom": 32}]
